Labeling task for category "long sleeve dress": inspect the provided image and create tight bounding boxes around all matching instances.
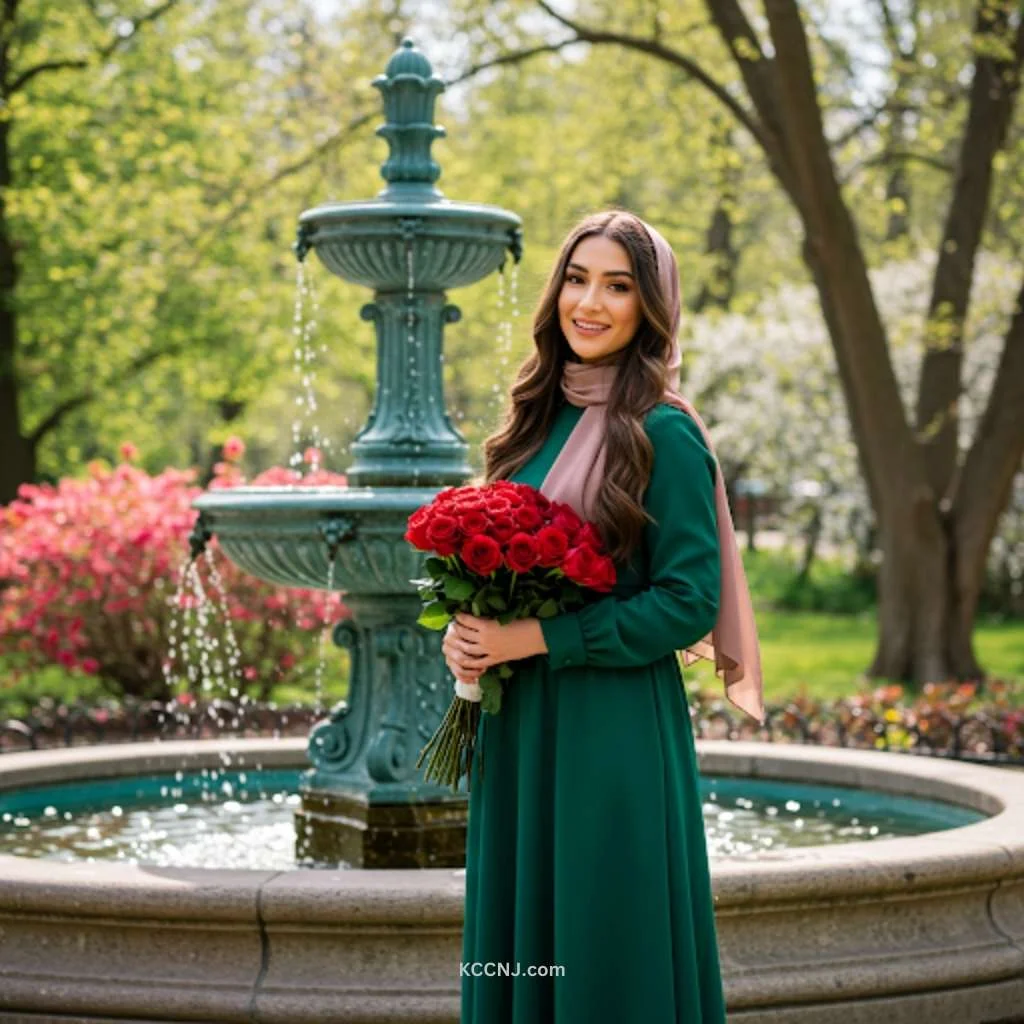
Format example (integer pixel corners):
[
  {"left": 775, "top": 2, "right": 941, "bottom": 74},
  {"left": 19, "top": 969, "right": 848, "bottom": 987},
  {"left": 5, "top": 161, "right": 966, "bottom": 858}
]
[{"left": 461, "top": 398, "right": 728, "bottom": 1024}]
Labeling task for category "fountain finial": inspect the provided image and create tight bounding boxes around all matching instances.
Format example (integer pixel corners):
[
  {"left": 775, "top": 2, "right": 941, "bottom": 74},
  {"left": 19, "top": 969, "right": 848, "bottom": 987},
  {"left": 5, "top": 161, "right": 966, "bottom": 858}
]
[{"left": 372, "top": 37, "right": 446, "bottom": 199}]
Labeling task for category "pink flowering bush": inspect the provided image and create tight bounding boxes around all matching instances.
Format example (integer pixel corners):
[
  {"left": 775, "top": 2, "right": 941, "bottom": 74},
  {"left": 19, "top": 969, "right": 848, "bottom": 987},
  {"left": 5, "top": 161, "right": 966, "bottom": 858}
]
[{"left": 0, "top": 442, "right": 350, "bottom": 702}]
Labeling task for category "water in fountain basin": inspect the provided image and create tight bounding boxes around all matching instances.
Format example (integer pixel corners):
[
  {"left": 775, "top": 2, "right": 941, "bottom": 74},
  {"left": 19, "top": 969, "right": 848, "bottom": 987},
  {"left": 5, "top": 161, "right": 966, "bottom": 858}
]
[{"left": 0, "top": 769, "right": 986, "bottom": 871}]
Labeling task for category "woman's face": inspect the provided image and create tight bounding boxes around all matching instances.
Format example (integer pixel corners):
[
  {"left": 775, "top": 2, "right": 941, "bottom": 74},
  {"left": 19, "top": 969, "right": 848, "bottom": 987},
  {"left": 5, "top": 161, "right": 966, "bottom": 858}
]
[{"left": 558, "top": 234, "right": 642, "bottom": 363}]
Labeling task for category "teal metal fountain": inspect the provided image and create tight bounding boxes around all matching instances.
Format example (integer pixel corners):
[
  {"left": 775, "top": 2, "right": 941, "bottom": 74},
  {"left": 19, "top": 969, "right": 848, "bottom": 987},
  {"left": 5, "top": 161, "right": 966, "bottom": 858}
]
[{"left": 192, "top": 38, "right": 522, "bottom": 868}]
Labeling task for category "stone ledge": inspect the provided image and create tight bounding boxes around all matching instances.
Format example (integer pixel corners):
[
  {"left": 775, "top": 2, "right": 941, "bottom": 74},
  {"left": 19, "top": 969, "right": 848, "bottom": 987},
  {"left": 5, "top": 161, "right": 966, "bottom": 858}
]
[{"left": 0, "top": 739, "right": 1022, "bottom": 1022}]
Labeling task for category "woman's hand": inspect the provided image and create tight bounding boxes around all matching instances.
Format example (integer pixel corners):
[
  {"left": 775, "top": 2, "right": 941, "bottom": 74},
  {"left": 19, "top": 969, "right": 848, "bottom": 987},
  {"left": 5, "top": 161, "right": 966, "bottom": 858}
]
[
  {"left": 442, "top": 613, "right": 548, "bottom": 683},
  {"left": 443, "top": 618, "right": 489, "bottom": 684}
]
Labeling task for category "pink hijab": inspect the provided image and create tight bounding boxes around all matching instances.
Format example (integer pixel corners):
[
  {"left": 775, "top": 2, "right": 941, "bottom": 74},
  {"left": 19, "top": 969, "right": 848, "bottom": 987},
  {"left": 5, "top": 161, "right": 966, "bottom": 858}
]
[{"left": 539, "top": 216, "right": 765, "bottom": 726}]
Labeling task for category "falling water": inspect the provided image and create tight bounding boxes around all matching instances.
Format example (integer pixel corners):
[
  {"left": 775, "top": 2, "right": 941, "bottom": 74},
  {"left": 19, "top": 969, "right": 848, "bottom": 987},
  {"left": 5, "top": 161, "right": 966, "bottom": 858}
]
[
  {"left": 290, "top": 259, "right": 331, "bottom": 476},
  {"left": 203, "top": 547, "right": 243, "bottom": 702},
  {"left": 162, "top": 548, "right": 245, "bottom": 730},
  {"left": 161, "top": 558, "right": 191, "bottom": 700},
  {"left": 489, "top": 260, "right": 520, "bottom": 424}
]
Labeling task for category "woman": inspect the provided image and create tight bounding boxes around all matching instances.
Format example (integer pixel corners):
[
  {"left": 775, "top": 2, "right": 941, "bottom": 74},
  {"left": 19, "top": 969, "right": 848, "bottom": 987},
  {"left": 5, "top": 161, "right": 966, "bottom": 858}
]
[{"left": 445, "top": 210, "right": 765, "bottom": 1023}]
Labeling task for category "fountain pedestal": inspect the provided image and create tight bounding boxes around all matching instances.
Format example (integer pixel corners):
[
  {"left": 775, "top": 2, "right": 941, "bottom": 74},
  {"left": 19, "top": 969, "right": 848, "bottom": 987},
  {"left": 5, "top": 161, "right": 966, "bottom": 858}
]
[
  {"left": 295, "top": 595, "right": 469, "bottom": 868},
  {"left": 295, "top": 788, "right": 467, "bottom": 868},
  {"left": 193, "top": 38, "right": 522, "bottom": 867}
]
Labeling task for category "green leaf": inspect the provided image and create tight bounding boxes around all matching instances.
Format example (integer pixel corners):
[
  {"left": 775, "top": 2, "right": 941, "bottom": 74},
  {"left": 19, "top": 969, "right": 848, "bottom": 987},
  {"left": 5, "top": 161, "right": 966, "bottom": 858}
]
[
  {"left": 417, "top": 602, "right": 452, "bottom": 630},
  {"left": 486, "top": 593, "right": 508, "bottom": 610},
  {"left": 480, "top": 675, "right": 502, "bottom": 714},
  {"left": 425, "top": 557, "right": 447, "bottom": 575},
  {"left": 537, "top": 598, "right": 559, "bottom": 618},
  {"left": 443, "top": 576, "right": 476, "bottom": 601}
]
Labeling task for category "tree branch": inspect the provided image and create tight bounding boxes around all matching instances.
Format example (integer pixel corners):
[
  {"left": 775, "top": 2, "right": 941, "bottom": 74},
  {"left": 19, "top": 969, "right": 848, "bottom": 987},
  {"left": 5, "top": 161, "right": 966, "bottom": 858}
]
[
  {"left": 876, "top": 0, "right": 907, "bottom": 58},
  {"left": 916, "top": 0, "right": 1024, "bottom": 500},
  {"left": 830, "top": 102, "right": 887, "bottom": 149},
  {"left": 863, "top": 148, "right": 954, "bottom": 174},
  {"left": 765, "top": 0, "right": 915, "bottom": 503},
  {"left": 445, "top": 40, "right": 580, "bottom": 88},
  {"left": 701, "top": 0, "right": 790, "bottom": 171},
  {"left": 533, "top": 0, "right": 770, "bottom": 156},
  {"left": 953, "top": 272, "right": 1024, "bottom": 588},
  {"left": 8, "top": 0, "right": 181, "bottom": 93},
  {"left": 191, "top": 108, "right": 375, "bottom": 250},
  {"left": 28, "top": 340, "right": 181, "bottom": 444}
]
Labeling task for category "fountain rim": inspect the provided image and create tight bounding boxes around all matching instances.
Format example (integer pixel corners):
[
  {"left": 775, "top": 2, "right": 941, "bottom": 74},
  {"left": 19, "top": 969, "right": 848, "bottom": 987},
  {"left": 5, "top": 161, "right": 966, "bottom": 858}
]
[
  {"left": 297, "top": 197, "right": 522, "bottom": 227},
  {"left": 192, "top": 486, "right": 442, "bottom": 513},
  {"left": 1, "top": 738, "right": 1021, "bottom": 911}
]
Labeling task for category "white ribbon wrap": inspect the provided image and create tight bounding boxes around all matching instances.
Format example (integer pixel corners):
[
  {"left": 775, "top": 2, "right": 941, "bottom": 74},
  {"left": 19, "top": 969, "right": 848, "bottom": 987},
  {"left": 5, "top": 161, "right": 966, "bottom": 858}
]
[{"left": 454, "top": 679, "right": 483, "bottom": 702}]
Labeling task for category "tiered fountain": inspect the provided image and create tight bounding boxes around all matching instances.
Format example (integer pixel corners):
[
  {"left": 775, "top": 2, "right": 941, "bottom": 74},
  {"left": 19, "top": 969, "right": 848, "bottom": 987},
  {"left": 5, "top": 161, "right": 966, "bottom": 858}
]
[{"left": 193, "top": 38, "right": 521, "bottom": 868}]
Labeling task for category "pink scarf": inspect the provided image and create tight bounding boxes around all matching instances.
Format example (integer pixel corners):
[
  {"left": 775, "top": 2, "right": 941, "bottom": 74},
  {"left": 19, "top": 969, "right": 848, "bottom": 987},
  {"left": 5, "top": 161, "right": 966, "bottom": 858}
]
[{"left": 539, "top": 219, "right": 765, "bottom": 726}]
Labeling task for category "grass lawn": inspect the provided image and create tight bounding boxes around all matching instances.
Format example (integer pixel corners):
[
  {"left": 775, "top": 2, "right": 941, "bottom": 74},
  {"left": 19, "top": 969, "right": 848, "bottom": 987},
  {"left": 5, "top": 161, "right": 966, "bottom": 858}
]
[{"left": 683, "top": 610, "right": 1024, "bottom": 704}]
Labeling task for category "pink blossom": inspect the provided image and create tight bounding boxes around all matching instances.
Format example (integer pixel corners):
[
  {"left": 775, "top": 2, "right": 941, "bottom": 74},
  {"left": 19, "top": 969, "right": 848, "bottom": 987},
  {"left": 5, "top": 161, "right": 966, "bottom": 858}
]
[
  {"left": 222, "top": 436, "right": 246, "bottom": 462},
  {"left": 0, "top": 459, "right": 351, "bottom": 702}
]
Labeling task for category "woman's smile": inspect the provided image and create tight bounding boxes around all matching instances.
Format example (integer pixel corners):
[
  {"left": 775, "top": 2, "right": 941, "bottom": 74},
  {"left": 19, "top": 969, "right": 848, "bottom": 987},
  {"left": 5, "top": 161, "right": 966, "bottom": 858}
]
[{"left": 572, "top": 319, "right": 610, "bottom": 336}]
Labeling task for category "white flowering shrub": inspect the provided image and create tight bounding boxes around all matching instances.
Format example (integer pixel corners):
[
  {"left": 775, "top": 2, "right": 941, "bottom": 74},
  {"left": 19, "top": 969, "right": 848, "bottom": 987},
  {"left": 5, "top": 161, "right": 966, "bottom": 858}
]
[{"left": 683, "top": 255, "right": 1022, "bottom": 614}]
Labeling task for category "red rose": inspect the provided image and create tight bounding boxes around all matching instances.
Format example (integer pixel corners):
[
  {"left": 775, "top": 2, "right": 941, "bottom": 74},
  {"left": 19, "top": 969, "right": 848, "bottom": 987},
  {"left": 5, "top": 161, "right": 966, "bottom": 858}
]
[
  {"left": 563, "top": 544, "right": 605, "bottom": 588},
  {"left": 426, "top": 513, "right": 461, "bottom": 556},
  {"left": 461, "top": 534, "right": 503, "bottom": 575},
  {"left": 575, "top": 521, "right": 603, "bottom": 550},
  {"left": 591, "top": 555, "right": 617, "bottom": 592},
  {"left": 404, "top": 507, "right": 433, "bottom": 551},
  {"left": 536, "top": 525, "right": 570, "bottom": 567},
  {"left": 550, "top": 504, "right": 583, "bottom": 541},
  {"left": 512, "top": 504, "right": 542, "bottom": 530},
  {"left": 458, "top": 508, "right": 490, "bottom": 536},
  {"left": 487, "top": 514, "right": 518, "bottom": 544},
  {"left": 505, "top": 532, "right": 540, "bottom": 573},
  {"left": 484, "top": 495, "right": 512, "bottom": 515}
]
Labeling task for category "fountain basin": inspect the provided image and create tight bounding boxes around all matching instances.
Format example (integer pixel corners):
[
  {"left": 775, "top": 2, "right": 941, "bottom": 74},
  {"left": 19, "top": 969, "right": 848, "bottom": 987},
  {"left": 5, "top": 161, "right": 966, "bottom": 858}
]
[
  {"left": 192, "top": 487, "right": 434, "bottom": 592},
  {"left": 0, "top": 738, "right": 1021, "bottom": 1023},
  {"left": 298, "top": 198, "right": 522, "bottom": 291}
]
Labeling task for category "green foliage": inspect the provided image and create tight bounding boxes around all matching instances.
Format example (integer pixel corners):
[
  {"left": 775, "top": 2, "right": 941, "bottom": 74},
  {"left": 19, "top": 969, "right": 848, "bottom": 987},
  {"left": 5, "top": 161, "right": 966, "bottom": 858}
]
[
  {"left": 743, "top": 548, "right": 878, "bottom": 615},
  {"left": 6, "top": 0, "right": 394, "bottom": 481}
]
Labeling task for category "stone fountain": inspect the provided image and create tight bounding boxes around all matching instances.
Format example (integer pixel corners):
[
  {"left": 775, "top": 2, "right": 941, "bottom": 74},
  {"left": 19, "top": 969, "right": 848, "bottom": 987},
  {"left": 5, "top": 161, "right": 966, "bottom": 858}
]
[{"left": 192, "top": 37, "right": 522, "bottom": 868}]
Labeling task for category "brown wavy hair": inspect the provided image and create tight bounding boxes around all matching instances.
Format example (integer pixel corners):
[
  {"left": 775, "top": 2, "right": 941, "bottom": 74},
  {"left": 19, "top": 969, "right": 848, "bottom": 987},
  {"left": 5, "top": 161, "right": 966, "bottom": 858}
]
[{"left": 483, "top": 209, "right": 678, "bottom": 568}]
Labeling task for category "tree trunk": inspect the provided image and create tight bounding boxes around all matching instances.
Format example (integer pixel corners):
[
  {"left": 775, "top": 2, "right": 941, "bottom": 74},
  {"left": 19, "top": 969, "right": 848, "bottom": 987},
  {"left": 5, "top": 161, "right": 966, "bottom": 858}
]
[
  {"left": 797, "top": 502, "right": 821, "bottom": 583},
  {"left": 0, "top": 112, "right": 31, "bottom": 504},
  {"left": 871, "top": 494, "right": 988, "bottom": 683}
]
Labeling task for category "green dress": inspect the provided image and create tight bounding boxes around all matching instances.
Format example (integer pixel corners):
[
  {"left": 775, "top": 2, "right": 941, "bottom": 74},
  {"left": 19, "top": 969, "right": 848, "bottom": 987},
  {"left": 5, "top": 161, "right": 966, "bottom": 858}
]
[{"left": 461, "top": 399, "right": 728, "bottom": 1023}]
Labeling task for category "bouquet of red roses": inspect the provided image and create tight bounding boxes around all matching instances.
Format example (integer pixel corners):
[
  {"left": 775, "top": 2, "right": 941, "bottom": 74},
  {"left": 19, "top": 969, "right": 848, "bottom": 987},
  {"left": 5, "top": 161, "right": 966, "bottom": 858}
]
[{"left": 405, "top": 480, "right": 616, "bottom": 791}]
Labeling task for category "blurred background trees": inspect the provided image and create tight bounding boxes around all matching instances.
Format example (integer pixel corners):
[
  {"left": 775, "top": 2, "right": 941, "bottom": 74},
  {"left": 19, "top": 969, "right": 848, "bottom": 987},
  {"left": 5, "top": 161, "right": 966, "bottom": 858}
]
[{"left": 1, "top": 0, "right": 1021, "bottom": 698}]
